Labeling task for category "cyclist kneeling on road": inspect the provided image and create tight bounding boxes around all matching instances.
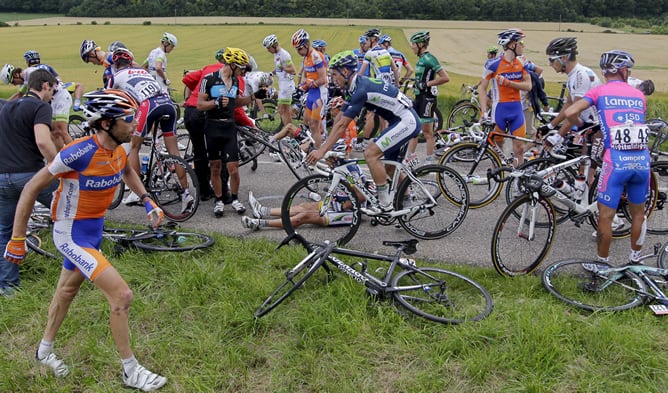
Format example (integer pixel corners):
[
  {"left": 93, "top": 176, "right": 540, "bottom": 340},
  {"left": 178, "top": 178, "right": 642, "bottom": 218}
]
[{"left": 306, "top": 50, "right": 420, "bottom": 213}]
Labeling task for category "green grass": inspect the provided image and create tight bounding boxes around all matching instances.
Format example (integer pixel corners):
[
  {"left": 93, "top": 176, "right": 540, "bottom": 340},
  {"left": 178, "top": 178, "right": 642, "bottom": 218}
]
[{"left": 1, "top": 231, "right": 668, "bottom": 392}]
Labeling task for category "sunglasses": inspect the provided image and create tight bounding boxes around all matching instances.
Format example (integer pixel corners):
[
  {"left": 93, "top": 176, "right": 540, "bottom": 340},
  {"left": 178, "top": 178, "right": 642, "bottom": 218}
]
[
  {"left": 518, "top": 40, "right": 526, "bottom": 46},
  {"left": 296, "top": 45, "right": 307, "bottom": 51},
  {"left": 548, "top": 55, "right": 562, "bottom": 64},
  {"left": 120, "top": 112, "right": 135, "bottom": 123}
]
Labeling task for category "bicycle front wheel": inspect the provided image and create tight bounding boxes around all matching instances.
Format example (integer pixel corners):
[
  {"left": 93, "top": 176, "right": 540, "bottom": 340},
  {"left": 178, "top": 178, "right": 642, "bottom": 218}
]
[
  {"left": 392, "top": 267, "right": 493, "bottom": 324},
  {"left": 132, "top": 231, "right": 214, "bottom": 252},
  {"left": 491, "top": 194, "right": 556, "bottom": 276},
  {"left": 281, "top": 174, "right": 362, "bottom": 246},
  {"left": 255, "top": 250, "right": 325, "bottom": 318},
  {"left": 542, "top": 259, "right": 647, "bottom": 312},
  {"left": 278, "top": 138, "right": 313, "bottom": 181},
  {"left": 439, "top": 142, "right": 504, "bottom": 208},
  {"left": 395, "top": 164, "right": 469, "bottom": 239},
  {"left": 446, "top": 102, "right": 480, "bottom": 129},
  {"left": 148, "top": 154, "right": 200, "bottom": 222}
]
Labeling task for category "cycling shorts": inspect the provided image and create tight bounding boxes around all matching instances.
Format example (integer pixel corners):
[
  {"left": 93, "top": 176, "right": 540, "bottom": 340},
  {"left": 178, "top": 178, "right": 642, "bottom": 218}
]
[
  {"left": 493, "top": 100, "right": 526, "bottom": 137},
  {"left": 205, "top": 120, "right": 239, "bottom": 162},
  {"left": 304, "top": 86, "right": 327, "bottom": 121},
  {"left": 53, "top": 218, "right": 110, "bottom": 282},
  {"left": 51, "top": 88, "right": 73, "bottom": 123},
  {"left": 373, "top": 109, "right": 421, "bottom": 162},
  {"left": 135, "top": 94, "right": 177, "bottom": 138},
  {"left": 277, "top": 80, "right": 295, "bottom": 105},
  {"left": 413, "top": 94, "right": 437, "bottom": 123},
  {"left": 596, "top": 149, "right": 651, "bottom": 209}
]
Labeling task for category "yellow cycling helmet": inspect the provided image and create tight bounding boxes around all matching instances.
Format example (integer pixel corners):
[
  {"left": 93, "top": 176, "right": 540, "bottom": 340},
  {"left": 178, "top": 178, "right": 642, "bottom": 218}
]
[{"left": 222, "top": 47, "right": 250, "bottom": 66}]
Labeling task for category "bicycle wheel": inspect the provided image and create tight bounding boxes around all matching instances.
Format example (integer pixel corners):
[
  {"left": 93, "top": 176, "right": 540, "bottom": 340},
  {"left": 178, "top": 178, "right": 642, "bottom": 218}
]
[
  {"left": 255, "top": 98, "right": 282, "bottom": 133},
  {"left": 255, "top": 249, "right": 326, "bottom": 318},
  {"left": 446, "top": 102, "right": 479, "bottom": 129},
  {"left": 438, "top": 142, "right": 504, "bottom": 208},
  {"left": 132, "top": 231, "right": 214, "bottom": 252},
  {"left": 68, "top": 114, "right": 89, "bottom": 140},
  {"left": 542, "top": 259, "right": 647, "bottom": 312},
  {"left": 148, "top": 154, "right": 199, "bottom": 222},
  {"left": 647, "top": 161, "right": 668, "bottom": 235},
  {"left": 176, "top": 131, "right": 193, "bottom": 164},
  {"left": 657, "top": 241, "right": 668, "bottom": 269},
  {"left": 278, "top": 138, "right": 313, "bottom": 181},
  {"left": 281, "top": 174, "right": 362, "bottom": 246},
  {"left": 108, "top": 180, "right": 125, "bottom": 210},
  {"left": 491, "top": 194, "right": 556, "bottom": 276},
  {"left": 395, "top": 164, "right": 469, "bottom": 239},
  {"left": 26, "top": 233, "right": 58, "bottom": 259},
  {"left": 504, "top": 157, "right": 577, "bottom": 225},
  {"left": 588, "top": 171, "right": 657, "bottom": 239},
  {"left": 391, "top": 267, "right": 493, "bottom": 324}
]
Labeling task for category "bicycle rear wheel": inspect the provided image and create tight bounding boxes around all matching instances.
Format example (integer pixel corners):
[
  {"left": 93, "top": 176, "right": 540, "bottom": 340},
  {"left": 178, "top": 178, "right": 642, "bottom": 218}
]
[
  {"left": 446, "top": 102, "right": 480, "bottom": 129},
  {"left": 26, "top": 233, "right": 58, "bottom": 259},
  {"left": 542, "top": 259, "right": 647, "bottom": 312},
  {"left": 278, "top": 138, "right": 313, "bottom": 181},
  {"left": 68, "top": 114, "right": 90, "bottom": 140},
  {"left": 255, "top": 249, "right": 325, "bottom": 318},
  {"left": 438, "top": 142, "right": 504, "bottom": 208},
  {"left": 132, "top": 231, "right": 214, "bottom": 252},
  {"left": 392, "top": 267, "right": 493, "bottom": 324},
  {"left": 108, "top": 181, "right": 125, "bottom": 210},
  {"left": 281, "top": 174, "right": 362, "bottom": 246},
  {"left": 395, "top": 164, "right": 469, "bottom": 239},
  {"left": 491, "top": 194, "right": 556, "bottom": 276},
  {"left": 148, "top": 154, "right": 200, "bottom": 222},
  {"left": 647, "top": 161, "right": 667, "bottom": 235}
]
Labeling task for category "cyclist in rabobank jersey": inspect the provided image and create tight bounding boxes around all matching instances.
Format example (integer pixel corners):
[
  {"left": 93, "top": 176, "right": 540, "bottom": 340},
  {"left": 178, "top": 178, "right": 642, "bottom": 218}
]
[
  {"left": 566, "top": 50, "right": 650, "bottom": 266},
  {"left": 358, "top": 28, "right": 399, "bottom": 87},
  {"left": 479, "top": 28, "right": 532, "bottom": 167},
  {"left": 292, "top": 28, "right": 328, "bottom": 147},
  {"left": 263, "top": 34, "right": 296, "bottom": 128}
]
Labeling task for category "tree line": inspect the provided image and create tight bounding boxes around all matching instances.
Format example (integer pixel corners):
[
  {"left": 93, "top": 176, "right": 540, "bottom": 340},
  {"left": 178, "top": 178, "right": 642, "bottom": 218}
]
[{"left": 2, "top": 0, "right": 668, "bottom": 26}]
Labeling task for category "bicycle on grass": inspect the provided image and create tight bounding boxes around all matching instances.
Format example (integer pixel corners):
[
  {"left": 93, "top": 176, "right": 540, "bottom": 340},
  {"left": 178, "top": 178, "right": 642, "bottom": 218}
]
[
  {"left": 542, "top": 241, "right": 668, "bottom": 313},
  {"left": 281, "top": 151, "right": 469, "bottom": 246},
  {"left": 487, "top": 161, "right": 657, "bottom": 277},
  {"left": 102, "top": 222, "right": 214, "bottom": 253},
  {"left": 255, "top": 232, "right": 493, "bottom": 324},
  {"left": 25, "top": 203, "right": 57, "bottom": 260}
]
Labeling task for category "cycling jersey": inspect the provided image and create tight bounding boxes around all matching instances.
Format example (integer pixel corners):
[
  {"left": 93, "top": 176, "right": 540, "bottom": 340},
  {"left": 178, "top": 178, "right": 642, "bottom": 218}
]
[
  {"left": 302, "top": 48, "right": 325, "bottom": 83},
  {"left": 584, "top": 80, "right": 650, "bottom": 208},
  {"left": 243, "top": 71, "right": 269, "bottom": 95},
  {"left": 300, "top": 48, "right": 327, "bottom": 119},
  {"left": 273, "top": 47, "right": 296, "bottom": 103},
  {"left": 386, "top": 47, "right": 410, "bottom": 75},
  {"left": 483, "top": 56, "right": 526, "bottom": 103},
  {"left": 344, "top": 75, "right": 420, "bottom": 161},
  {"left": 363, "top": 45, "right": 395, "bottom": 84},
  {"left": 414, "top": 51, "right": 442, "bottom": 97},
  {"left": 21, "top": 65, "right": 71, "bottom": 123},
  {"left": 353, "top": 48, "right": 370, "bottom": 77},
  {"left": 567, "top": 63, "right": 601, "bottom": 124},
  {"left": 144, "top": 46, "right": 169, "bottom": 93}
]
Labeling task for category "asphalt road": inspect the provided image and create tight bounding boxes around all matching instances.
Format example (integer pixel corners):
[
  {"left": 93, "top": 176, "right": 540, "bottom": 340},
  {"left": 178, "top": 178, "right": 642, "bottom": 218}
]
[{"left": 106, "top": 145, "right": 666, "bottom": 271}]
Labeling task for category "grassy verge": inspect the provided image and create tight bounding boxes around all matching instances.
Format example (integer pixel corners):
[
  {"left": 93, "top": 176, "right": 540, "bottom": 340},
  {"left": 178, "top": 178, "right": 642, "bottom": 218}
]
[{"left": 1, "top": 230, "right": 667, "bottom": 392}]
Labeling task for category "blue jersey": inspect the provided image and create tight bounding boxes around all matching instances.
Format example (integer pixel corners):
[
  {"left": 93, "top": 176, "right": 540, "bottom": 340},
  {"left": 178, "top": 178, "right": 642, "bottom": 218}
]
[
  {"left": 353, "top": 49, "right": 370, "bottom": 77},
  {"left": 343, "top": 75, "right": 413, "bottom": 122}
]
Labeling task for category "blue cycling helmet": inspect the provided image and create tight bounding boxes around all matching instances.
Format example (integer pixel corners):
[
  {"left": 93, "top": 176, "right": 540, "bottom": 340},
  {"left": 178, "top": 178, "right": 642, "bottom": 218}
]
[
  {"left": 24, "top": 50, "right": 40, "bottom": 66},
  {"left": 312, "top": 40, "right": 327, "bottom": 49},
  {"left": 497, "top": 28, "right": 525, "bottom": 47},
  {"left": 358, "top": 35, "right": 368, "bottom": 44},
  {"left": 378, "top": 34, "right": 392, "bottom": 45},
  {"left": 600, "top": 50, "right": 634, "bottom": 73}
]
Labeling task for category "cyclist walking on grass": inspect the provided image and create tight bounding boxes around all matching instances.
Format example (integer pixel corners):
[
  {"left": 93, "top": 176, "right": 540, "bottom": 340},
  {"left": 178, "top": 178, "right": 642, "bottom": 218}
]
[
  {"left": 565, "top": 50, "right": 650, "bottom": 266},
  {"left": 478, "top": 28, "right": 532, "bottom": 167},
  {"left": 405, "top": 31, "right": 450, "bottom": 164},
  {"left": 107, "top": 48, "right": 195, "bottom": 213},
  {"left": 263, "top": 34, "right": 297, "bottom": 128},
  {"left": 4, "top": 89, "right": 167, "bottom": 392},
  {"left": 306, "top": 51, "right": 421, "bottom": 213}
]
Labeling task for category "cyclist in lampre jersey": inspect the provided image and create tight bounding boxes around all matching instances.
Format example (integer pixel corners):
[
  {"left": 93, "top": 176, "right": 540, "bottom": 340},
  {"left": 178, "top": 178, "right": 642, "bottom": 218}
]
[
  {"left": 306, "top": 51, "right": 420, "bottom": 213},
  {"left": 565, "top": 50, "right": 650, "bottom": 265}
]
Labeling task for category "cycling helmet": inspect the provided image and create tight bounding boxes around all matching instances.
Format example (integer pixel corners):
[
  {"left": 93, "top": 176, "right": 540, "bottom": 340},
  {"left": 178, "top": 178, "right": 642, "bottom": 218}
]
[
  {"left": 1, "top": 64, "right": 15, "bottom": 84},
  {"left": 260, "top": 72, "right": 274, "bottom": 86},
  {"left": 497, "top": 28, "right": 525, "bottom": 47},
  {"left": 80, "top": 39, "right": 98, "bottom": 63},
  {"left": 545, "top": 37, "right": 578, "bottom": 57},
  {"left": 214, "top": 48, "right": 225, "bottom": 61},
  {"left": 24, "top": 50, "right": 40, "bottom": 66},
  {"left": 378, "top": 34, "right": 392, "bottom": 45},
  {"left": 222, "top": 47, "right": 250, "bottom": 66},
  {"left": 600, "top": 50, "right": 634, "bottom": 73},
  {"left": 329, "top": 50, "right": 358, "bottom": 70},
  {"left": 358, "top": 35, "right": 368, "bottom": 44},
  {"left": 107, "top": 41, "right": 127, "bottom": 53},
  {"left": 409, "top": 31, "right": 430, "bottom": 44},
  {"left": 112, "top": 48, "right": 134, "bottom": 65},
  {"left": 638, "top": 79, "right": 655, "bottom": 96},
  {"left": 291, "top": 29, "right": 310, "bottom": 48},
  {"left": 161, "top": 32, "right": 178, "bottom": 47},
  {"left": 312, "top": 40, "right": 327, "bottom": 49},
  {"left": 262, "top": 34, "right": 278, "bottom": 48},
  {"left": 365, "top": 28, "right": 381, "bottom": 39},
  {"left": 82, "top": 89, "right": 139, "bottom": 122},
  {"left": 486, "top": 46, "right": 499, "bottom": 54},
  {"left": 327, "top": 96, "right": 345, "bottom": 111}
]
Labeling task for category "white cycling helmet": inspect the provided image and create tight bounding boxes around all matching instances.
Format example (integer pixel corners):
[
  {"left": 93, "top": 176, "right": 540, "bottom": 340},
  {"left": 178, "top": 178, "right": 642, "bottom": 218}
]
[
  {"left": 161, "top": 32, "right": 178, "bottom": 47},
  {"left": 263, "top": 34, "right": 278, "bottom": 48},
  {"left": 1, "top": 64, "right": 15, "bottom": 85}
]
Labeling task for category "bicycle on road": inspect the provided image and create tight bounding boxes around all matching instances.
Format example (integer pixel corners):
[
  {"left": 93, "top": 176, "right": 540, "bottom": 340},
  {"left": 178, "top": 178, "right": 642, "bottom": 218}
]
[
  {"left": 542, "top": 241, "right": 668, "bottom": 313},
  {"left": 281, "top": 151, "right": 469, "bottom": 246},
  {"left": 255, "top": 232, "right": 493, "bottom": 324}
]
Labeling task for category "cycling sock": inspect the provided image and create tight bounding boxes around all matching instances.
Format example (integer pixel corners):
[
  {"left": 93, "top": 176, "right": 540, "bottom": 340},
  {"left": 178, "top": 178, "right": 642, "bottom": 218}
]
[
  {"left": 596, "top": 255, "right": 609, "bottom": 263},
  {"left": 121, "top": 355, "right": 139, "bottom": 375},
  {"left": 37, "top": 339, "right": 54, "bottom": 360},
  {"left": 376, "top": 183, "right": 390, "bottom": 205},
  {"left": 231, "top": 194, "right": 238, "bottom": 201}
]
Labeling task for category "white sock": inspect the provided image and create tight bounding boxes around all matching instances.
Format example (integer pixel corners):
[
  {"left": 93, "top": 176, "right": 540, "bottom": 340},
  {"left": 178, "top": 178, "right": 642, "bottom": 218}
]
[
  {"left": 121, "top": 355, "right": 139, "bottom": 375},
  {"left": 37, "top": 339, "right": 54, "bottom": 360},
  {"left": 629, "top": 250, "right": 642, "bottom": 262},
  {"left": 597, "top": 255, "right": 609, "bottom": 263}
]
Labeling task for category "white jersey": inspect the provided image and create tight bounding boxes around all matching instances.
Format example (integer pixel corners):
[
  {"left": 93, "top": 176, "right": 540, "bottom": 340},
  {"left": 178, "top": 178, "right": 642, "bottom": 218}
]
[
  {"left": 273, "top": 47, "right": 295, "bottom": 83},
  {"left": 568, "top": 63, "right": 601, "bottom": 124},
  {"left": 108, "top": 67, "right": 165, "bottom": 103},
  {"left": 144, "top": 46, "right": 169, "bottom": 93},
  {"left": 22, "top": 65, "right": 71, "bottom": 121}
]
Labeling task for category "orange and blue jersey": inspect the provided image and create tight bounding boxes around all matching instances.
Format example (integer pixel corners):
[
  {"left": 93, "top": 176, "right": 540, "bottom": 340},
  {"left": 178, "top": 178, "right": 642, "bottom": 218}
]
[
  {"left": 482, "top": 56, "right": 526, "bottom": 103},
  {"left": 302, "top": 48, "right": 325, "bottom": 82},
  {"left": 49, "top": 134, "right": 129, "bottom": 221}
]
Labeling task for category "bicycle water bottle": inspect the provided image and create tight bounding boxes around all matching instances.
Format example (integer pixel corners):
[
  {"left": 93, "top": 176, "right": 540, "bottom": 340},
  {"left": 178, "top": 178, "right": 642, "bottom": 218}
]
[
  {"left": 347, "top": 163, "right": 363, "bottom": 185},
  {"left": 573, "top": 176, "right": 586, "bottom": 202},
  {"left": 553, "top": 179, "right": 574, "bottom": 197},
  {"left": 140, "top": 155, "right": 149, "bottom": 175}
]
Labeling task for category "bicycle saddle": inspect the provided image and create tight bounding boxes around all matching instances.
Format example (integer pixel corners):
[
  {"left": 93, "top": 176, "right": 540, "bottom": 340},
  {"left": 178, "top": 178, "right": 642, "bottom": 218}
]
[{"left": 382, "top": 239, "right": 419, "bottom": 255}]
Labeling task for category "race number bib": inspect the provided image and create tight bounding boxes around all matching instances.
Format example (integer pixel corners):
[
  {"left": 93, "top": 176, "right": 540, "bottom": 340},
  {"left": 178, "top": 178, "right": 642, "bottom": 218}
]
[
  {"left": 396, "top": 92, "right": 412, "bottom": 108},
  {"left": 609, "top": 123, "right": 650, "bottom": 151}
]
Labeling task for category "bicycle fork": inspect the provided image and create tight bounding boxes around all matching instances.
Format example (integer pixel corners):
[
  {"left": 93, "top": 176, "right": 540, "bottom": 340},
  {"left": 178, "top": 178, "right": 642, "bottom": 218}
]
[{"left": 517, "top": 196, "right": 540, "bottom": 241}]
